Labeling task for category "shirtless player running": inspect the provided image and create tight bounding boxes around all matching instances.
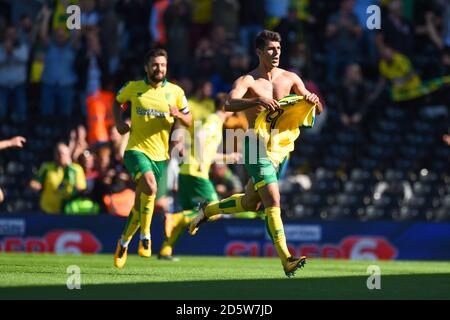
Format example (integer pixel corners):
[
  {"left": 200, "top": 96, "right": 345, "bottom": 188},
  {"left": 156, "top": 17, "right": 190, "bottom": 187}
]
[{"left": 189, "top": 30, "right": 323, "bottom": 277}]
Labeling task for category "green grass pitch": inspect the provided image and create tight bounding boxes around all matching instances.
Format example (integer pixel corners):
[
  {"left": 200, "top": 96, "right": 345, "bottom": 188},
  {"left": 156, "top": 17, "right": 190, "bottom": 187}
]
[{"left": 0, "top": 253, "right": 449, "bottom": 299}]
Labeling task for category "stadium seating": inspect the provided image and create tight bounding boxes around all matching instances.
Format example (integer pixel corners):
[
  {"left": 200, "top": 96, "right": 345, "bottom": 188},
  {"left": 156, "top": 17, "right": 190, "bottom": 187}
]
[
  {"left": 0, "top": 100, "right": 448, "bottom": 222},
  {"left": 283, "top": 103, "right": 449, "bottom": 222}
]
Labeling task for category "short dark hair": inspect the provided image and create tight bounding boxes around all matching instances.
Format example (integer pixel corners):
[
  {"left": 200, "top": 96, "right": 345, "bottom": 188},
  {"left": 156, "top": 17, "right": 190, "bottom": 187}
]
[
  {"left": 144, "top": 48, "right": 168, "bottom": 65},
  {"left": 214, "top": 92, "right": 227, "bottom": 112},
  {"left": 255, "top": 30, "right": 281, "bottom": 50}
]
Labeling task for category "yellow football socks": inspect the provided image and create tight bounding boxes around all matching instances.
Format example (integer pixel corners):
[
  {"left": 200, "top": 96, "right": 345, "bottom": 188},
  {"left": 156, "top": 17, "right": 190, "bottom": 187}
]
[
  {"left": 204, "top": 193, "right": 245, "bottom": 218},
  {"left": 140, "top": 193, "right": 155, "bottom": 239},
  {"left": 120, "top": 207, "right": 140, "bottom": 245},
  {"left": 160, "top": 214, "right": 191, "bottom": 256},
  {"left": 265, "top": 207, "right": 290, "bottom": 265}
]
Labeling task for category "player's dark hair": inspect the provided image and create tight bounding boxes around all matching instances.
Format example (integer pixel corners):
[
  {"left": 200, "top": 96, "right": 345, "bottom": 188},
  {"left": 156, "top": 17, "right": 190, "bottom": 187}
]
[
  {"left": 144, "top": 48, "right": 168, "bottom": 65},
  {"left": 255, "top": 30, "right": 281, "bottom": 50},
  {"left": 214, "top": 92, "right": 227, "bottom": 112}
]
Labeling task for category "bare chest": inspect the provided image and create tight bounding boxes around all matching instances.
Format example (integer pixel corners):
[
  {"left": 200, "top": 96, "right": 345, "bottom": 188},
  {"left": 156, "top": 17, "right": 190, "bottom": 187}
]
[
  {"left": 243, "top": 77, "right": 294, "bottom": 127},
  {"left": 248, "top": 77, "right": 293, "bottom": 100}
]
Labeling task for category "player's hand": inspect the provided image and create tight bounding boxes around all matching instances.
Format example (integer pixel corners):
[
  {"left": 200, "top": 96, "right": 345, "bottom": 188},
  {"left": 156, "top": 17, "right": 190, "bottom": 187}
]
[
  {"left": 227, "top": 152, "right": 242, "bottom": 164},
  {"left": 305, "top": 92, "right": 320, "bottom": 105},
  {"left": 305, "top": 93, "right": 323, "bottom": 114},
  {"left": 258, "top": 97, "right": 280, "bottom": 111},
  {"left": 169, "top": 105, "right": 181, "bottom": 119},
  {"left": 443, "top": 134, "right": 450, "bottom": 147},
  {"left": 8, "top": 136, "right": 26, "bottom": 148},
  {"left": 116, "top": 120, "right": 130, "bottom": 135}
]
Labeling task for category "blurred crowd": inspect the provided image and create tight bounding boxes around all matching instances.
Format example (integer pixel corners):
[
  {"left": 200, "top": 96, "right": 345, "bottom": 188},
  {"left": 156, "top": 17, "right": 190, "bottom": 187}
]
[{"left": 0, "top": 0, "right": 449, "bottom": 217}]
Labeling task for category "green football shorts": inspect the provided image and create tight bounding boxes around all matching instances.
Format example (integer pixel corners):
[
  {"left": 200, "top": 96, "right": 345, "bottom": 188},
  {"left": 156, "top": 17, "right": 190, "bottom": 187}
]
[
  {"left": 178, "top": 174, "right": 218, "bottom": 211},
  {"left": 243, "top": 135, "right": 287, "bottom": 191},
  {"left": 123, "top": 150, "right": 168, "bottom": 196}
]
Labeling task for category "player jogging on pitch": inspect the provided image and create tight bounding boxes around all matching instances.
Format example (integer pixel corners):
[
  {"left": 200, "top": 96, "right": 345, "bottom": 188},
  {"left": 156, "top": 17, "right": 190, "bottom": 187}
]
[
  {"left": 113, "top": 48, "right": 192, "bottom": 268},
  {"left": 158, "top": 93, "right": 240, "bottom": 260},
  {"left": 189, "top": 30, "right": 323, "bottom": 277}
]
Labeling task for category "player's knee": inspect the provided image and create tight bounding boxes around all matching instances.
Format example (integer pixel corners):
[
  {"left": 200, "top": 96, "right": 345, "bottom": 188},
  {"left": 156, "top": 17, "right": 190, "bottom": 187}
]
[
  {"left": 141, "top": 175, "right": 157, "bottom": 195},
  {"left": 265, "top": 195, "right": 280, "bottom": 208},
  {"left": 146, "top": 182, "right": 158, "bottom": 195},
  {"left": 242, "top": 197, "right": 261, "bottom": 211}
]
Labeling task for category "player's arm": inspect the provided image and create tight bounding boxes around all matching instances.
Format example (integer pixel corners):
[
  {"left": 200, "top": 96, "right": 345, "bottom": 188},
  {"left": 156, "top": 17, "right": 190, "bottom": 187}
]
[
  {"left": 29, "top": 180, "right": 42, "bottom": 192},
  {"left": 0, "top": 136, "right": 26, "bottom": 150},
  {"left": 170, "top": 120, "right": 187, "bottom": 159},
  {"left": 214, "top": 152, "right": 242, "bottom": 164},
  {"left": 30, "top": 164, "right": 47, "bottom": 192},
  {"left": 291, "top": 73, "right": 323, "bottom": 114},
  {"left": 114, "top": 82, "right": 132, "bottom": 135},
  {"left": 225, "top": 75, "right": 280, "bottom": 112},
  {"left": 113, "top": 102, "right": 131, "bottom": 135},
  {"left": 170, "top": 92, "right": 192, "bottom": 127},
  {"left": 170, "top": 106, "right": 192, "bottom": 127}
]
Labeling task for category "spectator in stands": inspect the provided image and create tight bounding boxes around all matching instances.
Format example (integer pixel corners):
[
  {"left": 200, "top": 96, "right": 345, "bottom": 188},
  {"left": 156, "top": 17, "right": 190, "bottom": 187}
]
[
  {"left": 164, "top": 0, "right": 192, "bottom": 78},
  {"left": 30, "top": 142, "right": 87, "bottom": 214},
  {"left": 75, "top": 29, "right": 108, "bottom": 116},
  {"left": 193, "top": 37, "right": 215, "bottom": 78},
  {"left": 97, "top": 0, "right": 120, "bottom": 75},
  {"left": 265, "top": 0, "right": 290, "bottom": 23},
  {"left": 220, "top": 46, "right": 250, "bottom": 91},
  {"left": 0, "top": 25, "right": 29, "bottom": 123},
  {"left": 68, "top": 124, "right": 89, "bottom": 162},
  {"left": 79, "top": 0, "right": 100, "bottom": 31},
  {"left": 116, "top": 0, "right": 152, "bottom": 59},
  {"left": 376, "top": 0, "right": 414, "bottom": 57},
  {"left": 190, "top": 0, "right": 213, "bottom": 50},
  {"left": 85, "top": 80, "right": 115, "bottom": 147},
  {"left": 275, "top": 5, "right": 305, "bottom": 66},
  {"left": 324, "top": 0, "right": 362, "bottom": 85},
  {"left": 374, "top": 45, "right": 422, "bottom": 103},
  {"left": 90, "top": 144, "right": 115, "bottom": 211},
  {"left": 102, "top": 173, "right": 135, "bottom": 217},
  {"left": 336, "top": 64, "right": 373, "bottom": 129},
  {"left": 287, "top": 42, "right": 309, "bottom": 75},
  {"left": 77, "top": 149, "right": 97, "bottom": 194},
  {"left": 212, "top": 0, "right": 239, "bottom": 39},
  {"left": 17, "top": 14, "right": 36, "bottom": 48},
  {"left": 39, "top": 4, "right": 80, "bottom": 117},
  {"left": 150, "top": 0, "right": 171, "bottom": 46},
  {"left": 238, "top": 0, "right": 265, "bottom": 59},
  {"left": 353, "top": 0, "right": 380, "bottom": 67},
  {"left": 210, "top": 25, "right": 234, "bottom": 77}
]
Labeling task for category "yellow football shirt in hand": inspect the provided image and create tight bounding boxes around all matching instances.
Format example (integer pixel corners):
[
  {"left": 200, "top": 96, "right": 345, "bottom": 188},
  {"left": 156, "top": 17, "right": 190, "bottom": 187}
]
[{"left": 254, "top": 95, "right": 316, "bottom": 166}]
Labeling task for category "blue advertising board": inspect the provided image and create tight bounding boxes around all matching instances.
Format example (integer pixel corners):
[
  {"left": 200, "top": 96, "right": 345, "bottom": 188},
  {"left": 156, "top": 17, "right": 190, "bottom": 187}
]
[{"left": 0, "top": 214, "right": 449, "bottom": 260}]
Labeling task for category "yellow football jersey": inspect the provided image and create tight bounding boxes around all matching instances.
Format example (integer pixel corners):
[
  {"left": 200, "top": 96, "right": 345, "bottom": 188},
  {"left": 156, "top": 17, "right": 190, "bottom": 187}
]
[
  {"left": 116, "top": 78, "right": 189, "bottom": 161},
  {"left": 379, "top": 53, "right": 421, "bottom": 92},
  {"left": 254, "top": 95, "right": 316, "bottom": 166},
  {"left": 179, "top": 113, "right": 223, "bottom": 179},
  {"left": 187, "top": 97, "right": 215, "bottom": 121}
]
